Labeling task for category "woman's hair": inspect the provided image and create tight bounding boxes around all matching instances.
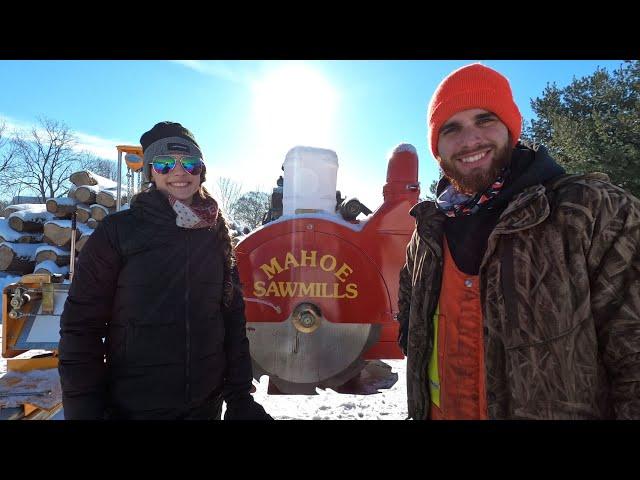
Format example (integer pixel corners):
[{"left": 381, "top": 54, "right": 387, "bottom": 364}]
[{"left": 200, "top": 184, "right": 236, "bottom": 308}]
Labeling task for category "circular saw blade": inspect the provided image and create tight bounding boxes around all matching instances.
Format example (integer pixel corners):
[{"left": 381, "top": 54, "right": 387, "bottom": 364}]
[{"left": 247, "top": 316, "right": 381, "bottom": 394}]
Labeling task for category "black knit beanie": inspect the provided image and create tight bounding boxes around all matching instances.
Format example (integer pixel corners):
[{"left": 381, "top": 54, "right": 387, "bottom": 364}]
[{"left": 140, "top": 121, "right": 205, "bottom": 182}]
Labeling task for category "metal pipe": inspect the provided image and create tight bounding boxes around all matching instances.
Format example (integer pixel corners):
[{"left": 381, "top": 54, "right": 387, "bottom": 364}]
[
  {"left": 116, "top": 150, "right": 123, "bottom": 210},
  {"left": 69, "top": 210, "right": 77, "bottom": 282},
  {"left": 0, "top": 390, "right": 52, "bottom": 397}
]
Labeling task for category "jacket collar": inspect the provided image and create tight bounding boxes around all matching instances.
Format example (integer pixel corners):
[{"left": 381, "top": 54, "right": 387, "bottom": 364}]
[
  {"left": 411, "top": 183, "right": 550, "bottom": 243},
  {"left": 412, "top": 142, "right": 567, "bottom": 242},
  {"left": 131, "top": 188, "right": 178, "bottom": 227}
]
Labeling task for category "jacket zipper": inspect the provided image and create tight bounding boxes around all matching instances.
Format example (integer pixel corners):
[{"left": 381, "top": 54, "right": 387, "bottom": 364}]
[
  {"left": 500, "top": 235, "right": 518, "bottom": 326},
  {"left": 185, "top": 230, "right": 191, "bottom": 404}
]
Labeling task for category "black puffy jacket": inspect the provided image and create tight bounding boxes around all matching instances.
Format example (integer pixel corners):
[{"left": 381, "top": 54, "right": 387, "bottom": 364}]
[{"left": 58, "top": 189, "right": 254, "bottom": 419}]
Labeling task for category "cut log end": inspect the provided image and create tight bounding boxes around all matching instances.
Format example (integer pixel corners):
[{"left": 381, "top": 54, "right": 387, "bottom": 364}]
[
  {"left": 35, "top": 249, "right": 71, "bottom": 267},
  {"left": 0, "top": 244, "right": 36, "bottom": 273},
  {"left": 43, "top": 223, "right": 80, "bottom": 249},
  {"left": 8, "top": 216, "right": 45, "bottom": 234}
]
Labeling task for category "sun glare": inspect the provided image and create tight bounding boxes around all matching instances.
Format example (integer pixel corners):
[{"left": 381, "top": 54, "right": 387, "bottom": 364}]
[{"left": 251, "top": 63, "right": 339, "bottom": 159}]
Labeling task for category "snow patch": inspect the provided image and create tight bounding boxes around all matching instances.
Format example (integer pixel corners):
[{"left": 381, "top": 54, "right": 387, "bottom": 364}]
[
  {"left": 90, "top": 204, "right": 109, "bottom": 214},
  {"left": 3, "top": 204, "right": 47, "bottom": 215},
  {"left": 392, "top": 143, "right": 417, "bottom": 155},
  {"left": 78, "top": 224, "right": 94, "bottom": 236},
  {"left": 71, "top": 171, "right": 117, "bottom": 189},
  {"left": 34, "top": 260, "right": 70, "bottom": 275},
  {"left": 47, "top": 197, "right": 77, "bottom": 207},
  {"left": 0, "top": 272, "right": 21, "bottom": 293},
  {"left": 8, "top": 210, "right": 55, "bottom": 223},
  {"left": 0, "top": 242, "right": 43, "bottom": 260},
  {"left": 44, "top": 220, "right": 94, "bottom": 236},
  {"left": 246, "top": 359, "right": 408, "bottom": 420},
  {"left": 35, "top": 245, "right": 69, "bottom": 257},
  {"left": 0, "top": 219, "right": 44, "bottom": 242}
]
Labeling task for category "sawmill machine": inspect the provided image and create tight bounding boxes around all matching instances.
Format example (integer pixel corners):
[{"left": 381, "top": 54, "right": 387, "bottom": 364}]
[{"left": 236, "top": 144, "right": 419, "bottom": 394}]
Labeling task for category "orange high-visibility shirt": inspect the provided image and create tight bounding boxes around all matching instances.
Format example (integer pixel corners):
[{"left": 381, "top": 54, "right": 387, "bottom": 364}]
[{"left": 428, "top": 237, "right": 488, "bottom": 420}]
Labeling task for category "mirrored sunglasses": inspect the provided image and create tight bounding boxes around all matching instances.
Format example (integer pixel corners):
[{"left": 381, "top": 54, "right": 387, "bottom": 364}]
[{"left": 151, "top": 155, "right": 204, "bottom": 176}]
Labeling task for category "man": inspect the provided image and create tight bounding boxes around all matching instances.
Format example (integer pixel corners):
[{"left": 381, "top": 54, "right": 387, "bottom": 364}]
[{"left": 397, "top": 63, "right": 640, "bottom": 419}]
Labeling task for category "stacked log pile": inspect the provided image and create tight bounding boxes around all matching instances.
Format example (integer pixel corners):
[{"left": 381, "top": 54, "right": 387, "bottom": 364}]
[{"left": 0, "top": 170, "right": 128, "bottom": 279}]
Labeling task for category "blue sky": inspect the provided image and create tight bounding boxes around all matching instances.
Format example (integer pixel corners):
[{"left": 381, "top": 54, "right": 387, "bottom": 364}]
[{"left": 0, "top": 60, "right": 626, "bottom": 209}]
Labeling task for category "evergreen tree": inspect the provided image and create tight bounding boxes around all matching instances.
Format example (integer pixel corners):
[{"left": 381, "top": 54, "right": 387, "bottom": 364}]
[{"left": 522, "top": 60, "right": 639, "bottom": 197}]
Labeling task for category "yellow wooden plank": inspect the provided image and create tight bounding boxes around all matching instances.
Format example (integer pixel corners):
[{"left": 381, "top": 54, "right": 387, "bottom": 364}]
[
  {"left": 7, "top": 357, "right": 58, "bottom": 372},
  {"left": 23, "top": 404, "right": 38, "bottom": 416}
]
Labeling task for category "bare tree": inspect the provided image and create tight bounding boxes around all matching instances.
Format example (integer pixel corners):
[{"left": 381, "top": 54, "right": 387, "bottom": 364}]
[
  {"left": 0, "top": 121, "right": 18, "bottom": 200},
  {"left": 7, "top": 117, "right": 79, "bottom": 201},
  {"left": 233, "top": 191, "right": 270, "bottom": 229},
  {"left": 214, "top": 176, "right": 243, "bottom": 219},
  {"left": 77, "top": 152, "right": 118, "bottom": 181}
]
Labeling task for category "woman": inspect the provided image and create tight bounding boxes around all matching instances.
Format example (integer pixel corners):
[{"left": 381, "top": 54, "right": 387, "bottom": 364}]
[{"left": 58, "top": 121, "right": 271, "bottom": 420}]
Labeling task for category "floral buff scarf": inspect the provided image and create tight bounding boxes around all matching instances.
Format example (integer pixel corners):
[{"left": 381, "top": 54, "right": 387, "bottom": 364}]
[
  {"left": 436, "top": 167, "right": 509, "bottom": 217},
  {"left": 168, "top": 194, "right": 219, "bottom": 229}
]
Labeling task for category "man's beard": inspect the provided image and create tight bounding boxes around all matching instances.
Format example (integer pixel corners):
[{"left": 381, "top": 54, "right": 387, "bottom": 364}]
[{"left": 439, "top": 141, "right": 512, "bottom": 195}]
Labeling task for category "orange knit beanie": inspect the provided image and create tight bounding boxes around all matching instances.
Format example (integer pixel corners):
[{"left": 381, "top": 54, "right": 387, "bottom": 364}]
[{"left": 428, "top": 63, "right": 522, "bottom": 157}]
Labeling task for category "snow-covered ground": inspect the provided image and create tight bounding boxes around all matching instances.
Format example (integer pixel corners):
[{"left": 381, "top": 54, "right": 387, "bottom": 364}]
[
  {"left": 249, "top": 359, "right": 408, "bottom": 420},
  {"left": 0, "top": 343, "right": 408, "bottom": 420}
]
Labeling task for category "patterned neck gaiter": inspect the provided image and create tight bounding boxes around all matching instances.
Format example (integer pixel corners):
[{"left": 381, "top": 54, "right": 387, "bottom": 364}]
[
  {"left": 436, "top": 167, "right": 509, "bottom": 217},
  {"left": 168, "top": 194, "right": 219, "bottom": 229}
]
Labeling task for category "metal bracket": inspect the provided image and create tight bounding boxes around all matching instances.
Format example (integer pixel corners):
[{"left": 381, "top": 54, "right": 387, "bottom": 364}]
[{"left": 41, "top": 283, "right": 54, "bottom": 315}]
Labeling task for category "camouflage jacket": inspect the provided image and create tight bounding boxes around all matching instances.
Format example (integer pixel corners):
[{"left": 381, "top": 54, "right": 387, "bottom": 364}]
[{"left": 398, "top": 173, "right": 640, "bottom": 419}]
